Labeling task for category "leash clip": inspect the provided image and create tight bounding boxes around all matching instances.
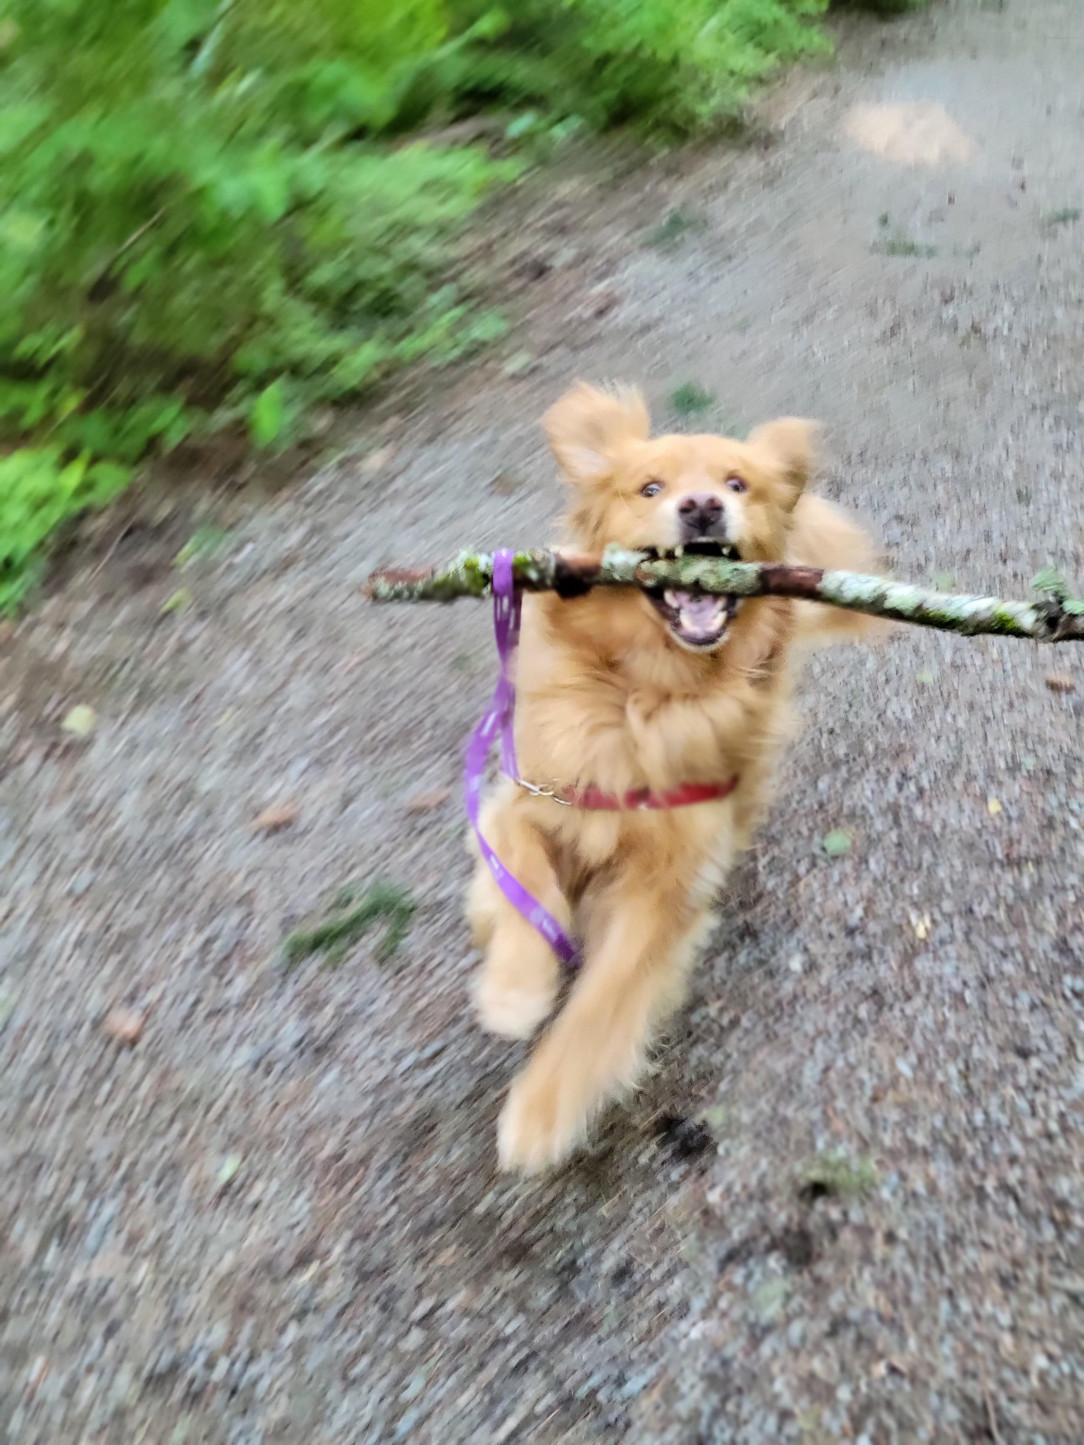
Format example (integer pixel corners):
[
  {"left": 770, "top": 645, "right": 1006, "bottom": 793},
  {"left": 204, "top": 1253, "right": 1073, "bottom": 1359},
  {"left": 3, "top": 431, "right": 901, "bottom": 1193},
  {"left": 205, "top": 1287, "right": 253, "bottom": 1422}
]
[{"left": 515, "top": 777, "right": 572, "bottom": 805}]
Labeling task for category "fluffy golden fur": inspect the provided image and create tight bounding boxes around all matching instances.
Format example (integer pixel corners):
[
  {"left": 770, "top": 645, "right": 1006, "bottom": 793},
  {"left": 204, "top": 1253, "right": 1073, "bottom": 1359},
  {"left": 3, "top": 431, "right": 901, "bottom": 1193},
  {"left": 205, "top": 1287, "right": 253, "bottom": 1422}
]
[{"left": 467, "top": 382, "right": 883, "bottom": 1174}]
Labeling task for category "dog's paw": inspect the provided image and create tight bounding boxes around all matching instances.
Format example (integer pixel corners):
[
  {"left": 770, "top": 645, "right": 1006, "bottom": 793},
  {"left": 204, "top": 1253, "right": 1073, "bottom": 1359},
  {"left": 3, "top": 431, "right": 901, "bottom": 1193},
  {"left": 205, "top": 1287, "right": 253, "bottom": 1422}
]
[
  {"left": 497, "top": 1070, "right": 586, "bottom": 1174},
  {"left": 473, "top": 979, "right": 555, "bottom": 1040}
]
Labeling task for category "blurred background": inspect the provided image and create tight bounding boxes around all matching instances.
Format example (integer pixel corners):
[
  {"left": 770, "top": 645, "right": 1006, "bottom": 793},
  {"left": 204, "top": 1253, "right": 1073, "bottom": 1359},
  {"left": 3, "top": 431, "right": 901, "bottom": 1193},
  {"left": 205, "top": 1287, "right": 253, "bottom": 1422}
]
[{"left": 3, "top": 1, "right": 1084, "bottom": 1442}]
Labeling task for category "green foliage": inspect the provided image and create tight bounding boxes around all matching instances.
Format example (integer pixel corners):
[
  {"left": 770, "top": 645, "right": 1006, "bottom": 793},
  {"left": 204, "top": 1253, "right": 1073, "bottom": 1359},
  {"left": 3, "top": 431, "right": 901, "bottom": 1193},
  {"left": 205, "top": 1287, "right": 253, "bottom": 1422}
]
[
  {"left": 669, "top": 382, "right": 717, "bottom": 417},
  {"left": 280, "top": 880, "right": 417, "bottom": 968},
  {"left": 0, "top": 449, "right": 130, "bottom": 613},
  {"left": 0, "top": 0, "right": 514, "bottom": 604},
  {"left": 872, "top": 233, "right": 937, "bottom": 258},
  {"left": 0, "top": 0, "right": 917, "bottom": 605},
  {"left": 443, "top": 0, "right": 832, "bottom": 137}
]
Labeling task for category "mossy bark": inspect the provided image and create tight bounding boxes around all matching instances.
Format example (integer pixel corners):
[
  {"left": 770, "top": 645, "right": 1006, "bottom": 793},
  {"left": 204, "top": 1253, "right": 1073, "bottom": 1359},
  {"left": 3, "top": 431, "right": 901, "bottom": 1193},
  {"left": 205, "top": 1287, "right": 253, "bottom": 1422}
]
[{"left": 366, "top": 548, "right": 1084, "bottom": 643}]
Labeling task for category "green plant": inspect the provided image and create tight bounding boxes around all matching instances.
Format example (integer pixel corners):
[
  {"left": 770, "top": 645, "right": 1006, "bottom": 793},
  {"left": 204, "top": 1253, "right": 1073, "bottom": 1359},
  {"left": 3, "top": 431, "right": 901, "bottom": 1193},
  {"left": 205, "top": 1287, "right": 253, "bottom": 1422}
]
[
  {"left": 280, "top": 880, "right": 417, "bottom": 968},
  {"left": 669, "top": 382, "right": 717, "bottom": 417},
  {"left": 447, "top": 0, "right": 832, "bottom": 137},
  {"left": 872, "top": 233, "right": 937, "bottom": 258},
  {"left": 0, "top": 1, "right": 512, "bottom": 601},
  {"left": 0, "top": 449, "right": 129, "bottom": 613}
]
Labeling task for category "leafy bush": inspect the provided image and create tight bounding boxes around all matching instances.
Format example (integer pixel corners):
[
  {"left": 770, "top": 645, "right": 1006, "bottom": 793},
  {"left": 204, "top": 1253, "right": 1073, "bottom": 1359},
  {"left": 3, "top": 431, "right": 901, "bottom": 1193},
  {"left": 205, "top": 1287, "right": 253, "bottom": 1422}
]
[
  {"left": 0, "top": 1, "right": 511, "bottom": 443},
  {"left": 0, "top": 0, "right": 917, "bottom": 610},
  {"left": 0, "top": 0, "right": 517, "bottom": 607},
  {"left": 439, "top": 1, "right": 832, "bottom": 136},
  {"left": 0, "top": 449, "right": 129, "bottom": 613}
]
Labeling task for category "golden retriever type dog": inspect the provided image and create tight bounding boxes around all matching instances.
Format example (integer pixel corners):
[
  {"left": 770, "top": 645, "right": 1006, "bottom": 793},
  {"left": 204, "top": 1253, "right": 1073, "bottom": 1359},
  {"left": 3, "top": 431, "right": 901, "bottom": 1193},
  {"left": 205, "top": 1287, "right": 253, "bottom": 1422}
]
[{"left": 467, "top": 383, "right": 881, "bottom": 1173}]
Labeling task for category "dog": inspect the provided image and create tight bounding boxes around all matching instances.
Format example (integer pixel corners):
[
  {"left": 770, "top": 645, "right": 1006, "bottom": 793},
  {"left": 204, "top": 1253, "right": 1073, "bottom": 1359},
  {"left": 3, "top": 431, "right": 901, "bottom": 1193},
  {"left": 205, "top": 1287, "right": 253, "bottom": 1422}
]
[{"left": 466, "top": 382, "right": 883, "bottom": 1173}]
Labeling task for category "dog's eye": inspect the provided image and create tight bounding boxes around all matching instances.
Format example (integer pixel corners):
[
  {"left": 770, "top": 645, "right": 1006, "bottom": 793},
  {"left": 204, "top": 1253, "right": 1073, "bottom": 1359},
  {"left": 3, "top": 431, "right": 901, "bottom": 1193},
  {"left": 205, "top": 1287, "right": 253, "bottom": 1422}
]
[
  {"left": 725, "top": 474, "right": 747, "bottom": 493},
  {"left": 640, "top": 480, "right": 664, "bottom": 498}
]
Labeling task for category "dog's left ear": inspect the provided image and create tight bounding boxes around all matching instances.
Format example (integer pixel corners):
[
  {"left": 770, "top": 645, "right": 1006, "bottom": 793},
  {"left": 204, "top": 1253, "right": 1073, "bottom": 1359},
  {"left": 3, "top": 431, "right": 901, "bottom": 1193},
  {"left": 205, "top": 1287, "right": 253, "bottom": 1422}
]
[
  {"left": 543, "top": 382, "right": 650, "bottom": 485},
  {"left": 746, "top": 417, "right": 819, "bottom": 512}
]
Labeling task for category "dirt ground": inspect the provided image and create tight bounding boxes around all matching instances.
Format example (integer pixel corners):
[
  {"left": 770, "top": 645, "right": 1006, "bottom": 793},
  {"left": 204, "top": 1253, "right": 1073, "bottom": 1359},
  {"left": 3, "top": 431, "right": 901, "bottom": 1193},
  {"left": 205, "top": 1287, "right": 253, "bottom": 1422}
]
[{"left": 2, "top": 1, "right": 1083, "bottom": 1441}]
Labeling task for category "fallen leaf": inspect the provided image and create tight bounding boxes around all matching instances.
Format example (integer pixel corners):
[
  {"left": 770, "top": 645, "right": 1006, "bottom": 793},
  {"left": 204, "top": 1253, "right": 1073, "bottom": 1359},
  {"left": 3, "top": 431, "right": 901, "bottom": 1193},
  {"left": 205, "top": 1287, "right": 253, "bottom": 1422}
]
[
  {"left": 1045, "top": 673, "right": 1075, "bottom": 693},
  {"left": 25, "top": 1356, "right": 48, "bottom": 1392},
  {"left": 987, "top": 797, "right": 1003, "bottom": 816},
  {"left": 103, "top": 1007, "right": 144, "bottom": 1046},
  {"left": 572, "top": 286, "right": 621, "bottom": 322},
  {"left": 362, "top": 445, "right": 395, "bottom": 475},
  {"left": 915, "top": 667, "right": 936, "bottom": 685},
  {"left": 174, "top": 527, "right": 231, "bottom": 569},
  {"left": 215, "top": 1153, "right": 243, "bottom": 1189},
  {"left": 61, "top": 704, "right": 97, "bottom": 739},
  {"left": 821, "top": 829, "right": 852, "bottom": 858},
  {"left": 253, "top": 803, "right": 298, "bottom": 833},
  {"left": 913, "top": 913, "right": 932, "bottom": 941},
  {"left": 160, "top": 588, "right": 192, "bottom": 615},
  {"left": 872, "top": 1357, "right": 909, "bottom": 1381},
  {"left": 405, "top": 787, "right": 451, "bottom": 814},
  {"left": 502, "top": 350, "right": 537, "bottom": 378}
]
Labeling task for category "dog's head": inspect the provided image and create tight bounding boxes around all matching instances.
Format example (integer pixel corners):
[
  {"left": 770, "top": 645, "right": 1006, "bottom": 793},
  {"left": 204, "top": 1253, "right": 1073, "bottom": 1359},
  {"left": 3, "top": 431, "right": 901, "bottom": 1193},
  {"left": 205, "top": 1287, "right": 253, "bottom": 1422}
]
[{"left": 544, "top": 382, "right": 815, "bottom": 653}]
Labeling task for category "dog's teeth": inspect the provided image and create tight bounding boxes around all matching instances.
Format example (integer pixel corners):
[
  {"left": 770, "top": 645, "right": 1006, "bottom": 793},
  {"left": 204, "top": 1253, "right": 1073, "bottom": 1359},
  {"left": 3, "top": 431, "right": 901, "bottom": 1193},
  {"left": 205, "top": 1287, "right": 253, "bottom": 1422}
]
[{"left": 664, "top": 589, "right": 680, "bottom": 607}]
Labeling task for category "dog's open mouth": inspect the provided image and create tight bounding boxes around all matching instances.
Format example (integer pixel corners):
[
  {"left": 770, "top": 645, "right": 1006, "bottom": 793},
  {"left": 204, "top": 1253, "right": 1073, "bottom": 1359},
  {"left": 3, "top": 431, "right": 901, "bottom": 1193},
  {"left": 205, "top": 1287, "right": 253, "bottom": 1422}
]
[{"left": 641, "top": 541, "right": 741, "bottom": 651}]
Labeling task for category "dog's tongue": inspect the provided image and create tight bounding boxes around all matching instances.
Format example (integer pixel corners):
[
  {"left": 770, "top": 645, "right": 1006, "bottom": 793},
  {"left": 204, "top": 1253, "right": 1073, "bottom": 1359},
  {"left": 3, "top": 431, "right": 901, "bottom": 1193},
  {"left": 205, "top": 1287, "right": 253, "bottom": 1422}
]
[
  {"left": 676, "top": 592, "right": 721, "bottom": 629},
  {"left": 661, "top": 587, "right": 731, "bottom": 642}
]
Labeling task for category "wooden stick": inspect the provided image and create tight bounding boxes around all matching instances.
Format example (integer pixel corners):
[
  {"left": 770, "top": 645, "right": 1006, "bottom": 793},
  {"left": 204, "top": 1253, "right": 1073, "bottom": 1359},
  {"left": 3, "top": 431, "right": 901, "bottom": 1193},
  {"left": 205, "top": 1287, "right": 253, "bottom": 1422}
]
[{"left": 365, "top": 548, "right": 1084, "bottom": 643}]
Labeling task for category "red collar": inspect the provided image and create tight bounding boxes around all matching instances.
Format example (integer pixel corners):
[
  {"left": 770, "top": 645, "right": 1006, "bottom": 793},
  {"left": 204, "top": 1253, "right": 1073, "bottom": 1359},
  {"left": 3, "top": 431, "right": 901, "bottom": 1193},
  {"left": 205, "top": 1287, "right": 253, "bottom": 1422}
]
[{"left": 523, "top": 777, "right": 739, "bottom": 810}]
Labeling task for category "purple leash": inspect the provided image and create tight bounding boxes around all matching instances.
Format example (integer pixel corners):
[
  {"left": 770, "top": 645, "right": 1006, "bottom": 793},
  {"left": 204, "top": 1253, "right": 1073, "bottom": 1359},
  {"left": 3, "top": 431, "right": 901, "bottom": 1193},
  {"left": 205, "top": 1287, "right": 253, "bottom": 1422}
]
[{"left": 464, "top": 551, "right": 580, "bottom": 967}]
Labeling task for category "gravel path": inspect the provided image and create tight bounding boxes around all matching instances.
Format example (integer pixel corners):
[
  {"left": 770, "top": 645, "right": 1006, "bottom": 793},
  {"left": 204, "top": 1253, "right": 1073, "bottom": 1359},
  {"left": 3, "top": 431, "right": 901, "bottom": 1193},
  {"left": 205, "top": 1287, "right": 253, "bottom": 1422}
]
[{"left": 2, "top": 2, "right": 1082, "bottom": 1441}]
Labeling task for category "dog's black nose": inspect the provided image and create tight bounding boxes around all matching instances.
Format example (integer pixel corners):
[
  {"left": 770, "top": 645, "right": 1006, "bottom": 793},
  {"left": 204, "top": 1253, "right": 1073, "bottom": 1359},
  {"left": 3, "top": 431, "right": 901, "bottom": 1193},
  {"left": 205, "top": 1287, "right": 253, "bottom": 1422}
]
[{"left": 677, "top": 492, "right": 724, "bottom": 539}]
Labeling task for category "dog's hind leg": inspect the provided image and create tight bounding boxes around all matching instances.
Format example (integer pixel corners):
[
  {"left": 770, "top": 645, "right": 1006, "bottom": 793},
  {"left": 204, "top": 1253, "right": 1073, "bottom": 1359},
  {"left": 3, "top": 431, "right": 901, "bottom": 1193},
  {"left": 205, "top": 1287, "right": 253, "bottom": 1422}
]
[
  {"left": 496, "top": 872, "right": 710, "bottom": 1173},
  {"left": 468, "top": 806, "right": 569, "bottom": 1041}
]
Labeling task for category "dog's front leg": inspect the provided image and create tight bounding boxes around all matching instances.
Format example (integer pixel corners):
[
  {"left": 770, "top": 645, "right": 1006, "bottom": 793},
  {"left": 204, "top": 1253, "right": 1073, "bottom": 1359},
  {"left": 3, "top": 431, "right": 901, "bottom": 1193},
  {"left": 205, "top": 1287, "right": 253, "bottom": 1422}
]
[
  {"left": 497, "top": 874, "right": 709, "bottom": 1173},
  {"left": 468, "top": 801, "right": 570, "bottom": 1040}
]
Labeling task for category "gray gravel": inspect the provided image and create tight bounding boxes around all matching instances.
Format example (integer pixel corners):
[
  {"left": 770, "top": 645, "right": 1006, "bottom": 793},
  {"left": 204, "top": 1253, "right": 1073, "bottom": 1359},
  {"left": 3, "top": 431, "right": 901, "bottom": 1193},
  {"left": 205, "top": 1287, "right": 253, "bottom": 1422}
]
[{"left": 2, "top": 1, "right": 1083, "bottom": 1441}]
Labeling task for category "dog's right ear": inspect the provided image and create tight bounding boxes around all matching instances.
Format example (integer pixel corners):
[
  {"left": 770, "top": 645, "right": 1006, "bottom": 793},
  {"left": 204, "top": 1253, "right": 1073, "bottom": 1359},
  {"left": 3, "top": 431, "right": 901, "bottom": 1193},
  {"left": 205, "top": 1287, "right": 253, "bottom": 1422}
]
[{"left": 542, "top": 383, "right": 650, "bottom": 485}]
